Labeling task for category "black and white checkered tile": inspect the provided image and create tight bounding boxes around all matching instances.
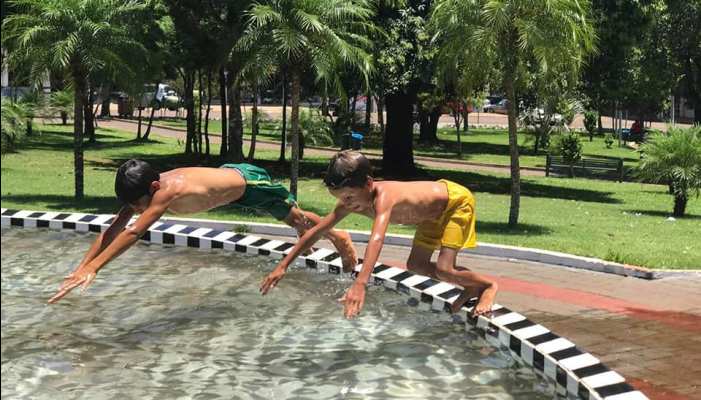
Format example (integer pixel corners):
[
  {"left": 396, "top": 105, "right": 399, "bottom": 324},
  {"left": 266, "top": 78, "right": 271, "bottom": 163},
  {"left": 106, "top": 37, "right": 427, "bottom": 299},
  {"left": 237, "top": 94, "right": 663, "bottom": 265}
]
[{"left": 1, "top": 209, "right": 648, "bottom": 400}]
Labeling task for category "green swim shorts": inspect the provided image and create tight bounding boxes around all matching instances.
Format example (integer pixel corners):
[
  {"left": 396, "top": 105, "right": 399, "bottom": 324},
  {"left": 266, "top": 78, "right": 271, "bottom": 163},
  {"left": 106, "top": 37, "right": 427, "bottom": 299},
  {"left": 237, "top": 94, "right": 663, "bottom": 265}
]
[{"left": 220, "top": 163, "right": 297, "bottom": 220}]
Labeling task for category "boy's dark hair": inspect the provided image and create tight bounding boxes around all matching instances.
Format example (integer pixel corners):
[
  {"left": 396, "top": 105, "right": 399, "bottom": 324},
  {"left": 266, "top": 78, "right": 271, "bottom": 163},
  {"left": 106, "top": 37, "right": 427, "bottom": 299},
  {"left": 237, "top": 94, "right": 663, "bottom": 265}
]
[
  {"left": 115, "top": 159, "right": 160, "bottom": 204},
  {"left": 324, "top": 150, "right": 371, "bottom": 189}
]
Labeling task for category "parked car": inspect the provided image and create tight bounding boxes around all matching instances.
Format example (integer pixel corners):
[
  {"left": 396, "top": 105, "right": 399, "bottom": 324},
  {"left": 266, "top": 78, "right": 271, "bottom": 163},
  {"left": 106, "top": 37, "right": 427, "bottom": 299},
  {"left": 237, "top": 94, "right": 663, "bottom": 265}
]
[{"left": 484, "top": 99, "right": 509, "bottom": 114}]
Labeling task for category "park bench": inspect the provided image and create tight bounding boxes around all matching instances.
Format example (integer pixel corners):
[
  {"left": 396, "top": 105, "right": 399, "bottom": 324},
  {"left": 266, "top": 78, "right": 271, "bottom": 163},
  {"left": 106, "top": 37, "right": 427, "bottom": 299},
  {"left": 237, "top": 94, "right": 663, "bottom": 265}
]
[{"left": 545, "top": 155, "right": 625, "bottom": 182}]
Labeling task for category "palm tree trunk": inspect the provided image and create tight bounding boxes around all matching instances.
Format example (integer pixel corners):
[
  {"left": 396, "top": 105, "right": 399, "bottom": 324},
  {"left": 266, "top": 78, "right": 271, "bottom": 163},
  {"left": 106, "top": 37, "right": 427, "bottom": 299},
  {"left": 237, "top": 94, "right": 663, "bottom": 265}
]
[
  {"left": 377, "top": 95, "right": 385, "bottom": 134},
  {"left": 72, "top": 70, "right": 86, "bottom": 200},
  {"left": 142, "top": 107, "right": 156, "bottom": 140},
  {"left": 364, "top": 92, "right": 372, "bottom": 130},
  {"left": 383, "top": 91, "right": 416, "bottom": 177},
  {"left": 85, "top": 87, "right": 95, "bottom": 143},
  {"left": 280, "top": 73, "right": 287, "bottom": 162},
  {"left": 228, "top": 80, "right": 243, "bottom": 161},
  {"left": 204, "top": 69, "right": 212, "bottom": 156},
  {"left": 219, "top": 67, "right": 228, "bottom": 157},
  {"left": 184, "top": 70, "right": 195, "bottom": 154},
  {"left": 248, "top": 84, "right": 259, "bottom": 161},
  {"left": 137, "top": 108, "right": 143, "bottom": 139},
  {"left": 290, "top": 68, "right": 302, "bottom": 198},
  {"left": 505, "top": 73, "right": 521, "bottom": 227},
  {"left": 673, "top": 192, "right": 687, "bottom": 217}
]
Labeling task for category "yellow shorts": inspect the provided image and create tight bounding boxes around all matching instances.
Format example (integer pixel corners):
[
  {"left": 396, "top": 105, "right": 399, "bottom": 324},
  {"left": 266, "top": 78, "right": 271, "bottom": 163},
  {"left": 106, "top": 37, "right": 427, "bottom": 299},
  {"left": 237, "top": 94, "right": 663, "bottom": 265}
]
[{"left": 413, "top": 180, "right": 477, "bottom": 250}]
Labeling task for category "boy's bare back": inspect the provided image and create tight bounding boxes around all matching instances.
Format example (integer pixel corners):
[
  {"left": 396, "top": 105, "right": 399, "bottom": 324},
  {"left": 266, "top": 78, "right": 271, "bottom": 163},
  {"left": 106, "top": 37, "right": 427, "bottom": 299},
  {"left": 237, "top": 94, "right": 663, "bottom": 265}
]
[{"left": 152, "top": 167, "right": 246, "bottom": 214}]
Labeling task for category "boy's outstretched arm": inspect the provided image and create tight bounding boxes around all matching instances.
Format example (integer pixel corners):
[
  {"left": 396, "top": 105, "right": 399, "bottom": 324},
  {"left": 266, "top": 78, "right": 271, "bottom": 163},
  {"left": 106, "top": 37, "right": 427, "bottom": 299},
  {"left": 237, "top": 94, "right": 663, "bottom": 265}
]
[
  {"left": 260, "top": 205, "right": 350, "bottom": 295},
  {"left": 48, "top": 195, "right": 170, "bottom": 304},
  {"left": 341, "top": 198, "right": 392, "bottom": 319}
]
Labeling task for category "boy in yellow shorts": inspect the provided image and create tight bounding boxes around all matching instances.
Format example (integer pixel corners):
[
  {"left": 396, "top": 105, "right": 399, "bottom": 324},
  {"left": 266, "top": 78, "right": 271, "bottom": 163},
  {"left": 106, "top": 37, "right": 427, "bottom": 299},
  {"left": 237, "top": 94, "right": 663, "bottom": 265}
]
[{"left": 261, "top": 150, "right": 498, "bottom": 319}]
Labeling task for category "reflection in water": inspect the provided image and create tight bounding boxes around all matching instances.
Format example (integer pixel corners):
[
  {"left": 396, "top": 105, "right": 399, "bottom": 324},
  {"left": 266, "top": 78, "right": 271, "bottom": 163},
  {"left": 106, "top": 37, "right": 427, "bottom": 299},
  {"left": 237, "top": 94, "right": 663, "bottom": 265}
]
[{"left": 1, "top": 228, "right": 552, "bottom": 399}]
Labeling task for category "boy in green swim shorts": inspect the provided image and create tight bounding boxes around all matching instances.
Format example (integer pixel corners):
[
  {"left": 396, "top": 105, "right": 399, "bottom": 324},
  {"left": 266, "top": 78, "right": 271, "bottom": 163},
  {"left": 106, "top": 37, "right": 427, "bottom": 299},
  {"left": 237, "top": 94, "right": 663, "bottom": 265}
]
[
  {"left": 261, "top": 150, "right": 498, "bottom": 319},
  {"left": 48, "top": 159, "right": 357, "bottom": 304}
]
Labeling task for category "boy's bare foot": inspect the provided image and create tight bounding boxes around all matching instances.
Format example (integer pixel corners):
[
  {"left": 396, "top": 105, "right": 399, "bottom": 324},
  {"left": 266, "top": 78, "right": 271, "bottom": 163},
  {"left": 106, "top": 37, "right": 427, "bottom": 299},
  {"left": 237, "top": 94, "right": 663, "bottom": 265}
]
[
  {"left": 472, "top": 287, "right": 497, "bottom": 316},
  {"left": 450, "top": 287, "right": 480, "bottom": 314},
  {"left": 334, "top": 231, "right": 357, "bottom": 273}
]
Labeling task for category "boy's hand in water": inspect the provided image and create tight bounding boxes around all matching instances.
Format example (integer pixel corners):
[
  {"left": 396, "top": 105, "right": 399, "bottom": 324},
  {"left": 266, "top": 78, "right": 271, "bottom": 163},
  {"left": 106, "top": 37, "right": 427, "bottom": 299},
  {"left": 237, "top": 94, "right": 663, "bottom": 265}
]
[
  {"left": 48, "top": 264, "right": 98, "bottom": 304},
  {"left": 260, "top": 265, "right": 287, "bottom": 295},
  {"left": 340, "top": 282, "right": 366, "bottom": 319}
]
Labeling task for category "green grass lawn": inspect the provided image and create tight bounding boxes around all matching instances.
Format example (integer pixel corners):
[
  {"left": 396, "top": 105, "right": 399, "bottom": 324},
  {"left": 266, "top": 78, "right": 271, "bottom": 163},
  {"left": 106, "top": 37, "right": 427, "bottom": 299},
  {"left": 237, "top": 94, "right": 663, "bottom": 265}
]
[
  {"left": 151, "top": 116, "right": 641, "bottom": 170},
  {"left": 2, "top": 123, "right": 699, "bottom": 269}
]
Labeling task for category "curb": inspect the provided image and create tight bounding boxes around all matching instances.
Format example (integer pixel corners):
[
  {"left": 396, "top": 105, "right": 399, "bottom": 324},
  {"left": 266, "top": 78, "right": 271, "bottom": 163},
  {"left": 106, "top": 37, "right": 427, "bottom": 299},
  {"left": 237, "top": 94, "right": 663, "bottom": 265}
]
[
  {"left": 154, "top": 216, "right": 676, "bottom": 280},
  {"left": 1, "top": 208, "right": 648, "bottom": 400}
]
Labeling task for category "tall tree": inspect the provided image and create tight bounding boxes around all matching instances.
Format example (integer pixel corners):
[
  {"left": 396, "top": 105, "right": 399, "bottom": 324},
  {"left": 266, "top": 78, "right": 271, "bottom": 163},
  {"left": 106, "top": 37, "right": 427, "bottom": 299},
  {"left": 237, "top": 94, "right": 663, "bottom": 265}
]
[
  {"left": 241, "top": 0, "right": 373, "bottom": 197},
  {"left": 3, "top": 0, "right": 148, "bottom": 199},
  {"left": 666, "top": 0, "right": 701, "bottom": 124},
  {"left": 432, "top": 0, "right": 596, "bottom": 226}
]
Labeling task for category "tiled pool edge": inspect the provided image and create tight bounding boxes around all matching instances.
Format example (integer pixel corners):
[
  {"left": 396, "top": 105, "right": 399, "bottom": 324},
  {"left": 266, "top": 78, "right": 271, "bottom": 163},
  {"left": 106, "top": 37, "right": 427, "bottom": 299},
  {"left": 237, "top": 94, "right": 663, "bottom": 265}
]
[{"left": 1, "top": 209, "right": 648, "bottom": 400}]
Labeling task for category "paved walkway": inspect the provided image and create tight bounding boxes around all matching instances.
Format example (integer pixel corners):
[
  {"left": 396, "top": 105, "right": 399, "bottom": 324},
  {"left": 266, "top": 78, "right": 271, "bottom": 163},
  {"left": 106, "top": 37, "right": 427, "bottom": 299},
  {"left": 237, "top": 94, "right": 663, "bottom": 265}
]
[
  {"left": 249, "top": 232, "right": 700, "bottom": 399},
  {"left": 99, "top": 119, "right": 545, "bottom": 177}
]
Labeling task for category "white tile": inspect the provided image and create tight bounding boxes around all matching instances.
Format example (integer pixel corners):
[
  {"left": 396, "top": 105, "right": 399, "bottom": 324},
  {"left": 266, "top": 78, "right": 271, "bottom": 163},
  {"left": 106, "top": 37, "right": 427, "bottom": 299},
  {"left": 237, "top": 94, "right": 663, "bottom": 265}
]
[
  {"left": 560, "top": 353, "right": 600, "bottom": 371},
  {"left": 306, "top": 247, "right": 336, "bottom": 261},
  {"left": 189, "top": 228, "right": 213, "bottom": 238},
  {"left": 536, "top": 338, "right": 575, "bottom": 354},
  {"left": 423, "top": 282, "right": 456, "bottom": 296},
  {"left": 1, "top": 216, "right": 11, "bottom": 227},
  {"left": 491, "top": 312, "right": 526, "bottom": 326},
  {"left": 398, "top": 274, "right": 430, "bottom": 288},
  {"left": 581, "top": 371, "right": 625, "bottom": 389},
  {"left": 374, "top": 266, "right": 407, "bottom": 280},
  {"left": 512, "top": 324, "right": 550, "bottom": 339},
  {"left": 235, "top": 235, "right": 262, "bottom": 246},
  {"left": 13, "top": 210, "right": 35, "bottom": 219},
  {"left": 605, "top": 391, "right": 649, "bottom": 400},
  {"left": 163, "top": 224, "right": 190, "bottom": 234},
  {"left": 63, "top": 213, "right": 87, "bottom": 223}
]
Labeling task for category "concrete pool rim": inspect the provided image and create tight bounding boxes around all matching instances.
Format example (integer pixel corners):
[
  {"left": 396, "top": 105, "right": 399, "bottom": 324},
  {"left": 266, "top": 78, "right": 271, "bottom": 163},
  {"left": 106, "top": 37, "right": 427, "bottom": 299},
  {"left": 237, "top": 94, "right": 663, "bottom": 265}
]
[{"left": 1, "top": 208, "right": 648, "bottom": 400}]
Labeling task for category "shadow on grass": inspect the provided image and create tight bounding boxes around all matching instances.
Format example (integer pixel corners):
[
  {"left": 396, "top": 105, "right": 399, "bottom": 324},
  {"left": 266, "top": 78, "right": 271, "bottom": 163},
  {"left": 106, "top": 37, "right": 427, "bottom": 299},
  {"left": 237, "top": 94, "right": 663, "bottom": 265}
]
[
  {"left": 624, "top": 209, "right": 701, "bottom": 220},
  {"left": 476, "top": 221, "right": 553, "bottom": 236},
  {"left": 1, "top": 194, "right": 118, "bottom": 214}
]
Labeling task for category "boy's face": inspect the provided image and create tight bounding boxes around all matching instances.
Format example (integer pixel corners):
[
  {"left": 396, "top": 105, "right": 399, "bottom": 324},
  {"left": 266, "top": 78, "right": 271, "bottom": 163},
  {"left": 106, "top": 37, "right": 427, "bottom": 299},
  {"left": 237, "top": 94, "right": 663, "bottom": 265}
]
[
  {"left": 129, "top": 195, "right": 152, "bottom": 213},
  {"left": 329, "top": 180, "right": 373, "bottom": 212}
]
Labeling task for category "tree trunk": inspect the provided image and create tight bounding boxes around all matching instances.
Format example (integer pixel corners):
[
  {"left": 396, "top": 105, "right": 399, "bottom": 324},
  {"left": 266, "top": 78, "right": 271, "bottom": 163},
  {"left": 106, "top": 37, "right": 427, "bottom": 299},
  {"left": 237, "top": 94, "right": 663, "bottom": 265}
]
[
  {"left": 197, "top": 70, "right": 205, "bottom": 154},
  {"left": 142, "top": 107, "right": 156, "bottom": 141},
  {"left": 248, "top": 85, "right": 259, "bottom": 162},
  {"left": 85, "top": 87, "right": 95, "bottom": 143},
  {"left": 227, "top": 80, "right": 244, "bottom": 162},
  {"left": 377, "top": 95, "right": 384, "bottom": 134},
  {"left": 280, "top": 74, "right": 287, "bottom": 162},
  {"left": 383, "top": 92, "right": 416, "bottom": 177},
  {"left": 72, "top": 70, "right": 86, "bottom": 200},
  {"left": 137, "top": 108, "right": 143, "bottom": 139},
  {"left": 505, "top": 74, "right": 521, "bottom": 227},
  {"left": 364, "top": 92, "right": 372, "bottom": 131},
  {"left": 290, "top": 68, "right": 302, "bottom": 198},
  {"left": 597, "top": 111, "right": 603, "bottom": 135},
  {"left": 462, "top": 99, "right": 469, "bottom": 133},
  {"left": 673, "top": 192, "right": 687, "bottom": 217},
  {"left": 219, "top": 67, "right": 228, "bottom": 157},
  {"left": 61, "top": 111, "right": 68, "bottom": 125},
  {"left": 204, "top": 69, "right": 212, "bottom": 156},
  {"left": 184, "top": 70, "right": 195, "bottom": 154},
  {"left": 453, "top": 109, "right": 462, "bottom": 157},
  {"left": 100, "top": 86, "right": 111, "bottom": 118}
]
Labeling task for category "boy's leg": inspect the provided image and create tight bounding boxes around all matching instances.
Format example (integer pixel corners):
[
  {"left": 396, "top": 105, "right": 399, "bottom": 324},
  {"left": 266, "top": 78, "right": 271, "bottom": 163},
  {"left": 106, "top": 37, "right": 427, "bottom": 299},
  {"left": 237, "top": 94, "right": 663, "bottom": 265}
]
[
  {"left": 283, "top": 207, "right": 357, "bottom": 272},
  {"left": 433, "top": 246, "right": 498, "bottom": 315}
]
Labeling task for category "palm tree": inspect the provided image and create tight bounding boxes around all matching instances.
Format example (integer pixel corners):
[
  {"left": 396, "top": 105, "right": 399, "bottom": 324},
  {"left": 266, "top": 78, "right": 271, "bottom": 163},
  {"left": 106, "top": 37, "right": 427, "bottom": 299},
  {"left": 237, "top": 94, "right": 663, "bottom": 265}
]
[
  {"left": 638, "top": 127, "right": 701, "bottom": 217},
  {"left": 432, "top": 0, "right": 596, "bottom": 226},
  {"left": 3, "top": 0, "right": 146, "bottom": 199},
  {"left": 240, "top": 0, "right": 373, "bottom": 197}
]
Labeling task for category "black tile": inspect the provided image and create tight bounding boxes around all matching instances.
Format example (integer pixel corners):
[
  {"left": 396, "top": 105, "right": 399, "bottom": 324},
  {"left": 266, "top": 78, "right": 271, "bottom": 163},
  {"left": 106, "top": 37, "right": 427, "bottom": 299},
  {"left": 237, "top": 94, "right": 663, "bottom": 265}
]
[
  {"left": 258, "top": 249, "right": 270, "bottom": 256},
  {"left": 438, "top": 287, "right": 463, "bottom": 299},
  {"left": 28, "top": 212, "right": 45, "bottom": 218},
  {"left": 577, "top": 383, "right": 592, "bottom": 400},
  {"left": 306, "top": 259, "right": 318, "bottom": 268},
  {"left": 1, "top": 209, "right": 19, "bottom": 216},
  {"left": 152, "top": 223, "right": 172, "bottom": 231},
  {"left": 505, "top": 319, "right": 536, "bottom": 331},
  {"left": 187, "top": 237, "right": 200, "bottom": 247},
  {"left": 212, "top": 240, "right": 223, "bottom": 249},
  {"left": 329, "top": 265, "right": 341, "bottom": 274},
  {"left": 490, "top": 307, "right": 512, "bottom": 318},
  {"left": 37, "top": 220, "right": 49, "bottom": 228},
  {"left": 162, "top": 233, "right": 175, "bottom": 245},
  {"left": 389, "top": 271, "right": 413, "bottom": 282},
  {"left": 251, "top": 238, "right": 270, "bottom": 247},
  {"left": 533, "top": 350, "right": 545, "bottom": 371},
  {"left": 322, "top": 252, "right": 340, "bottom": 262},
  {"left": 62, "top": 222, "right": 76, "bottom": 230},
  {"left": 595, "top": 382, "right": 635, "bottom": 397},
  {"left": 550, "top": 347, "right": 582, "bottom": 360},
  {"left": 228, "top": 234, "right": 246, "bottom": 243},
  {"left": 54, "top": 213, "right": 71, "bottom": 220},
  {"left": 203, "top": 229, "right": 223, "bottom": 238},
  {"left": 372, "top": 264, "right": 391, "bottom": 274},
  {"left": 10, "top": 218, "right": 23, "bottom": 226},
  {"left": 235, "top": 244, "right": 247, "bottom": 253},
  {"left": 79, "top": 215, "right": 97, "bottom": 222},
  {"left": 556, "top": 366, "right": 567, "bottom": 387},
  {"left": 89, "top": 224, "right": 102, "bottom": 233},
  {"left": 141, "top": 231, "right": 151, "bottom": 241},
  {"left": 178, "top": 226, "right": 197, "bottom": 234},
  {"left": 274, "top": 242, "right": 294, "bottom": 252},
  {"left": 105, "top": 217, "right": 115, "bottom": 224},
  {"left": 572, "top": 363, "right": 609, "bottom": 378},
  {"left": 527, "top": 332, "right": 559, "bottom": 346},
  {"left": 486, "top": 322, "right": 499, "bottom": 337},
  {"left": 420, "top": 293, "right": 433, "bottom": 304},
  {"left": 414, "top": 279, "right": 438, "bottom": 291},
  {"left": 509, "top": 335, "right": 522, "bottom": 354}
]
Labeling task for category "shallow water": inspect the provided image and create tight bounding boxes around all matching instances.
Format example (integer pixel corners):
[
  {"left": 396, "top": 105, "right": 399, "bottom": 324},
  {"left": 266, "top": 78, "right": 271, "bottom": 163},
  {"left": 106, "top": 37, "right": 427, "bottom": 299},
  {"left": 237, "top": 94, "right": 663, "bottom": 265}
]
[{"left": 1, "top": 228, "right": 554, "bottom": 399}]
